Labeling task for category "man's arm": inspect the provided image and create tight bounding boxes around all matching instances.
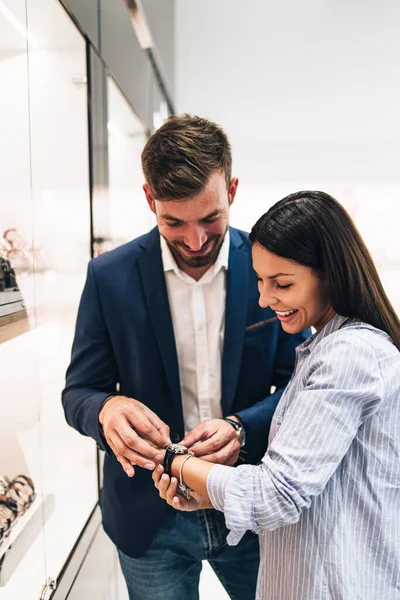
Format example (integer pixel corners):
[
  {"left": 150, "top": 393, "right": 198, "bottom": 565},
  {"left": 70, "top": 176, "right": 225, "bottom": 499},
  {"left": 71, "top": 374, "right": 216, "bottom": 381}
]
[
  {"left": 62, "top": 261, "right": 170, "bottom": 475},
  {"left": 234, "top": 326, "right": 310, "bottom": 463},
  {"left": 62, "top": 261, "right": 120, "bottom": 451}
]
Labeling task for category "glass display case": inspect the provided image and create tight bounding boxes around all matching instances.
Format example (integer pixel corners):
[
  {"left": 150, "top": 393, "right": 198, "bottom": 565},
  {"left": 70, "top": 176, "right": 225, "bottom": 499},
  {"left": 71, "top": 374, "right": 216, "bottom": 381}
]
[
  {"left": 0, "top": 0, "right": 97, "bottom": 597},
  {"left": 0, "top": 0, "right": 170, "bottom": 597}
]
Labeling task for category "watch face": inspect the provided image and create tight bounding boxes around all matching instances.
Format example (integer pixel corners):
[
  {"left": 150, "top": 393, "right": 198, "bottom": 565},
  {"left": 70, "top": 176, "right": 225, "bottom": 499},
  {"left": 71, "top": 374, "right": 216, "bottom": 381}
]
[
  {"left": 168, "top": 444, "right": 188, "bottom": 454},
  {"left": 238, "top": 427, "right": 246, "bottom": 448}
]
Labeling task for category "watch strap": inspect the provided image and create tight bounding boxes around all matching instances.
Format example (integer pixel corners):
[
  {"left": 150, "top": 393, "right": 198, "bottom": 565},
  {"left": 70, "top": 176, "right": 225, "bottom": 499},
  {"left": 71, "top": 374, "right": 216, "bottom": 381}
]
[
  {"left": 163, "top": 447, "right": 176, "bottom": 477},
  {"left": 222, "top": 417, "right": 242, "bottom": 432}
]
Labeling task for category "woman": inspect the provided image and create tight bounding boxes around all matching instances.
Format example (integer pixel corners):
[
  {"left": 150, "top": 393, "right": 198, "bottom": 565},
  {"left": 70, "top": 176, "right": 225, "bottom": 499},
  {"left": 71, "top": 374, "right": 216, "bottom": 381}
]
[{"left": 153, "top": 191, "right": 400, "bottom": 600}]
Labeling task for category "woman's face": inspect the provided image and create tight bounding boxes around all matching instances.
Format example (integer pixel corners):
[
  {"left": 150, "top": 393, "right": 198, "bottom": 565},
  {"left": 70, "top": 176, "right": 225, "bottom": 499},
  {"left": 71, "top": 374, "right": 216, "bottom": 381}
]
[{"left": 252, "top": 242, "right": 335, "bottom": 334}]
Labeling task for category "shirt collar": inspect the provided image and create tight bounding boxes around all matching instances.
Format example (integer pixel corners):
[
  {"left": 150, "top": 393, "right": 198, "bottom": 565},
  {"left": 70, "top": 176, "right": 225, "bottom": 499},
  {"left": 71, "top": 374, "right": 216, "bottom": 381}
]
[
  {"left": 297, "top": 313, "right": 351, "bottom": 356},
  {"left": 160, "top": 230, "right": 230, "bottom": 282}
]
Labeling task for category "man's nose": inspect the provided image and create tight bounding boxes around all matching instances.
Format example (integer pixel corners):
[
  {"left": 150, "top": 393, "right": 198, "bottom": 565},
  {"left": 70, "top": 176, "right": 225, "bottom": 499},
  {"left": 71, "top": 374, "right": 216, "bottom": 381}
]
[{"left": 184, "top": 226, "right": 208, "bottom": 251}]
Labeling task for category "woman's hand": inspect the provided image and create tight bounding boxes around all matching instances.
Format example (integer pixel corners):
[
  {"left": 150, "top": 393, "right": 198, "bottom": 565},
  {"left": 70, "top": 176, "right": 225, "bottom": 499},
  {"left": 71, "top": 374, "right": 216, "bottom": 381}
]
[{"left": 152, "top": 465, "right": 213, "bottom": 511}]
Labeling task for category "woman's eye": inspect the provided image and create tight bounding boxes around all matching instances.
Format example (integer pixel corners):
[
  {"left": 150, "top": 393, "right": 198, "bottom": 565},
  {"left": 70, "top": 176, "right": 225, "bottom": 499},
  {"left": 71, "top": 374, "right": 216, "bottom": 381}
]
[{"left": 276, "top": 283, "right": 292, "bottom": 290}]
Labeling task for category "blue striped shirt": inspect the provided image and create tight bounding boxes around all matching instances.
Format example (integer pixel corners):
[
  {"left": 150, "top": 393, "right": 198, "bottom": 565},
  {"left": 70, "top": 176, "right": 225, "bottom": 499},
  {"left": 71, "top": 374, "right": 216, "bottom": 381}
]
[{"left": 207, "top": 314, "right": 400, "bottom": 599}]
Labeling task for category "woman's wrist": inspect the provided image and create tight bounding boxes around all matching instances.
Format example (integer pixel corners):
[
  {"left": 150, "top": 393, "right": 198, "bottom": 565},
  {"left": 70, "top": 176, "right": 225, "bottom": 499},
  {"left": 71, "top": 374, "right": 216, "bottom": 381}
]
[{"left": 170, "top": 454, "right": 214, "bottom": 497}]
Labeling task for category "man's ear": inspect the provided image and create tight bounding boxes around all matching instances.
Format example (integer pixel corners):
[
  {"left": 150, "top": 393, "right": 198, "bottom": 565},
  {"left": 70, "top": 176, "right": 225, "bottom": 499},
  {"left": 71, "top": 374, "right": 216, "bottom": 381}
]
[
  {"left": 228, "top": 177, "right": 239, "bottom": 207},
  {"left": 143, "top": 184, "right": 156, "bottom": 214}
]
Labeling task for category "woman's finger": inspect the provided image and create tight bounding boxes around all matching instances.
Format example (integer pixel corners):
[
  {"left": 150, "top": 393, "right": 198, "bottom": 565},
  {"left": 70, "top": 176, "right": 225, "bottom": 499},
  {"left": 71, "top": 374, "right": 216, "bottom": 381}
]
[
  {"left": 172, "top": 495, "right": 187, "bottom": 511},
  {"left": 152, "top": 464, "right": 164, "bottom": 485},
  {"left": 157, "top": 473, "right": 171, "bottom": 499},
  {"left": 165, "top": 477, "right": 178, "bottom": 506}
]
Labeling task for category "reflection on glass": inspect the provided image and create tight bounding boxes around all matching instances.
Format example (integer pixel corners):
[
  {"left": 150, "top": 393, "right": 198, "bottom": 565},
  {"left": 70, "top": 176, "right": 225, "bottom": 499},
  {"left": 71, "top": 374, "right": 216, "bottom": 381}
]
[
  {"left": 0, "top": 0, "right": 34, "bottom": 345},
  {"left": 25, "top": 0, "right": 97, "bottom": 588},
  {"left": 0, "top": 1, "right": 47, "bottom": 595},
  {"left": 107, "top": 76, "right": 151, "bottom": 248},
  {"left": 0, "top": 0, "right": 97, "bottom": 597}
]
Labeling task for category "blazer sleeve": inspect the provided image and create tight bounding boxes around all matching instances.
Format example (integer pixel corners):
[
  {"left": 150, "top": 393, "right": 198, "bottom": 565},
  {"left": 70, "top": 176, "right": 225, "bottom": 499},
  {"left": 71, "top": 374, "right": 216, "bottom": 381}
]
[
  {"left": 235, "top": 326, "right": 310, "bottom": 463},
  {"left": 62, "top": 260, "right": 118, "bottom": 452}
]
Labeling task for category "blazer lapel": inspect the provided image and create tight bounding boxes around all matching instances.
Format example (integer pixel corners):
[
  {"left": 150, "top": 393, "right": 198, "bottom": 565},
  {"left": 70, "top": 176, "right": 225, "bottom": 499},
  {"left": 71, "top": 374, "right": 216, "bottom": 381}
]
[
  {"left": 221, "top": 230, "right": 249, "bottom": 415},
  {"left": 137, "top": 229, "right": 184, "bottom": 428}
]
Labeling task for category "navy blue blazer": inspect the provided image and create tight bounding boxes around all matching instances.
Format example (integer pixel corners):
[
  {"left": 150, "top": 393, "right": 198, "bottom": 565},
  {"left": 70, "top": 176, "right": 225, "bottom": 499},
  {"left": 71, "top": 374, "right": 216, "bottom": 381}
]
[{"left": 62, "top": 227, "right": 309, "bottom": 557}]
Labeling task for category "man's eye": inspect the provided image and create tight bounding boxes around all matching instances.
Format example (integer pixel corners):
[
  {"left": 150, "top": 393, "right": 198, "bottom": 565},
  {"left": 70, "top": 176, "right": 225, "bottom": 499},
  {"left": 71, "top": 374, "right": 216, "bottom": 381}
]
[
  {"left": 276, "top": 283, "right": 292, "bottom": 290},
  {"left": 202, "top": 217, "right": 219, "bottom": 224},
  {"left": 167, "top": 222, "right": 182, "bottom": 228}
]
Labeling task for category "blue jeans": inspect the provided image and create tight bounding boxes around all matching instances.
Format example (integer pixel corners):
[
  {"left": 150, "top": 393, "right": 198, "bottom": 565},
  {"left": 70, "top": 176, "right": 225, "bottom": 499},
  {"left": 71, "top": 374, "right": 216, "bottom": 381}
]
[{"left": 118, "top": 508, "right": 259, "bottom": 600}]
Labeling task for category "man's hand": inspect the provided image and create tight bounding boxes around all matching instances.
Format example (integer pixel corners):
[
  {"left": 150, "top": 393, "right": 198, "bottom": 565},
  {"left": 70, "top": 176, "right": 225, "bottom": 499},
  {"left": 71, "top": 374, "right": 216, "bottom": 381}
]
[
  {"left": 181, "top": 417, "right": 241, "bottom": 466},
  {"left": 99, "top": 396, "right": 171, "bottom": 477}
]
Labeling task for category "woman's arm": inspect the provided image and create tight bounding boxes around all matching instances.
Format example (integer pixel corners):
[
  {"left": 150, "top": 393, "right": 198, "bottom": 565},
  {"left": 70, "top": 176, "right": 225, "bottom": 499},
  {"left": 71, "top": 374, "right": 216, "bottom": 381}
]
[{"left": 154, "top": 332, "right": 384, "bottom": 542}]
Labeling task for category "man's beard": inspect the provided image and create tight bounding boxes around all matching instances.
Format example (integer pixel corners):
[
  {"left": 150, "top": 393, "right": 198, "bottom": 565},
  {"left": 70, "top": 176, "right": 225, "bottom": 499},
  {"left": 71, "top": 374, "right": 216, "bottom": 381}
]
[{"left": 165, "top": 226, "right": 228, "bottom": 269}]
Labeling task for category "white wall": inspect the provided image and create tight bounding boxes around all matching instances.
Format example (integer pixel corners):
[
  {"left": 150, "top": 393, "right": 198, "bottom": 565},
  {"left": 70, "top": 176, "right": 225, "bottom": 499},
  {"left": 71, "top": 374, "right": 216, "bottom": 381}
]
[
  {"left": 175, "top": 0, "right": 400, "bottom": 182},
  {"left": 175, "top": 0, "right": 400, "bottom": 310}
]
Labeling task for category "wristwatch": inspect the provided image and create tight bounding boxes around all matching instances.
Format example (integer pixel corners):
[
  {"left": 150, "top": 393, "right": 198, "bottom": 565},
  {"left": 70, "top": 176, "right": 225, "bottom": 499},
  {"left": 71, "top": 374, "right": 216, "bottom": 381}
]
[
  {"left": 163, "top": 443, "right": 194, "bottom": 499},
  {"left": 222, "top": 417, "right": 246, "bottom": 448}
]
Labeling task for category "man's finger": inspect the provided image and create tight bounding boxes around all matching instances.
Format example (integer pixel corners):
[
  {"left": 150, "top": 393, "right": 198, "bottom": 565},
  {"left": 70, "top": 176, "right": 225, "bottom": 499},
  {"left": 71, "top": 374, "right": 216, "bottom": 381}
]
[
  {"left": 109, "top": 429, "right": 163, "bottom": 467},
  {"left": 147, "top": 413, "right": 171, "bottom": 445},
  {"left": 181, "top": 424, "right": 208, "bottom": 448},
  {"left": 117, "top": 455, "right": 135, "bottom": 477},
  {"left": 129, "top": 411, "right": 170, "bottom": 449},
  {"left": 198, "top": 439, "right": 240, "bottom": 464},
  {"left": 189, "top": 435, "right": 228, "bottom": 457},
  {"left": 118, "top": 423, "right": 165, "bottom": 461}
]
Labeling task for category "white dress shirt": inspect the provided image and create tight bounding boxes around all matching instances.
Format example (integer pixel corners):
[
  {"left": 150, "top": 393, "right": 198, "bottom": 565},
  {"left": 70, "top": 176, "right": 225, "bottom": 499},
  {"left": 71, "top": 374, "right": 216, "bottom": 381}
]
[{"left": 160, "top": 232, "right": 230, "bottom": 434}]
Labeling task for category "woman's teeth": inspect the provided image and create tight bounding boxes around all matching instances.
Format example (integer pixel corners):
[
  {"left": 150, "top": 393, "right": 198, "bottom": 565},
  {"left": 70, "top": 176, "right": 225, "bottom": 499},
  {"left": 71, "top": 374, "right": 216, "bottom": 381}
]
[{"left": 275, "top": 309, "right": 297, "bottom": 316}]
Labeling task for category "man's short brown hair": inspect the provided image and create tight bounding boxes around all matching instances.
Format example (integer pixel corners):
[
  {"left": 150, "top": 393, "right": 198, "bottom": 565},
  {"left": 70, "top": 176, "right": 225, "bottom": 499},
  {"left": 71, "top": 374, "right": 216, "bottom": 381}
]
[{"left": 141, "top": 114, "right": 232, "bottom": 200}]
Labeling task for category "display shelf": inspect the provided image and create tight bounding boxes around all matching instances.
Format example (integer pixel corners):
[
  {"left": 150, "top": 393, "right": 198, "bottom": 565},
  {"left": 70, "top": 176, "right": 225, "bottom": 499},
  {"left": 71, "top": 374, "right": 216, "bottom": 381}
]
[{"left": 0, "top": 494, "right": 54, "bottom": 586}]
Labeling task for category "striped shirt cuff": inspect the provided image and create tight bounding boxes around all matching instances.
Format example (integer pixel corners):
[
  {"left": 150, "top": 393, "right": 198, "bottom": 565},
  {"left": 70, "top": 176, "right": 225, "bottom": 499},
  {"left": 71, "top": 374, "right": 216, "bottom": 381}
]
[
  {"left": 207, "top": 464, "right": 235, "bottom": 512},
  {"left": 207, "top": 464, "right": 249, "bottom": 545}
]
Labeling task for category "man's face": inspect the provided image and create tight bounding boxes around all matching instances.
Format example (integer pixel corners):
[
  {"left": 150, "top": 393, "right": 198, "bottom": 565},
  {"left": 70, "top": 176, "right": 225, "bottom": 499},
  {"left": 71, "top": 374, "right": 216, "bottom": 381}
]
[{"left": 144, "top": 171, "right": 238, "bottom": 274}]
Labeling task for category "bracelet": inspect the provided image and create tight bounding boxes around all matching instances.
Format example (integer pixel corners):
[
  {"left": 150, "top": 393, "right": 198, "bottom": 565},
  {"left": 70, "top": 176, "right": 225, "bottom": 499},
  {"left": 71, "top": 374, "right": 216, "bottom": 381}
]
[
  {"left": 178, "top": 453, "right": 194, "bottom": 500},
  {"left": 179, "top": 454, "right": 194, "bottom": 488}
]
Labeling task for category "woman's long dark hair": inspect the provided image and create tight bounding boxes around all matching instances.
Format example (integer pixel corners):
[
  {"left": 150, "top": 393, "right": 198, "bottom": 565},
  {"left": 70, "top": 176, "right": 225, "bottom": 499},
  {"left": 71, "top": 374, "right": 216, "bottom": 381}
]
[{"left": 249, "top": 191, "right": 400, "bottom": 351}]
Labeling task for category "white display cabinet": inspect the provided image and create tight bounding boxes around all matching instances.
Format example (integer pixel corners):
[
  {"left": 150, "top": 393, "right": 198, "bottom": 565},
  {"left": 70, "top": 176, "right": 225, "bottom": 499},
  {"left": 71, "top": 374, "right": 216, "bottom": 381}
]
[{"left": 0, "top": 0, "right": 97, "bottom": 597}]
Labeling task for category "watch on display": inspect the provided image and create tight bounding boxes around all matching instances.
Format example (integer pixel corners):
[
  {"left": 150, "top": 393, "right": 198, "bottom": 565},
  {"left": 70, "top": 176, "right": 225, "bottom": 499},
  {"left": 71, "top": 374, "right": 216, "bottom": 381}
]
[
  {"left": 0, "top": 474, "right": 35, "bottom": 544},
  {"left": 222, "top": 417, "right": 246, "bottom": 448}
]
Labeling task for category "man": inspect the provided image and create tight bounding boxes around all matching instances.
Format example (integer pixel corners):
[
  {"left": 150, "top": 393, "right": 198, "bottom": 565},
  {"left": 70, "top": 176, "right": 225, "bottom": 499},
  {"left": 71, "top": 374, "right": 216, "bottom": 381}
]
[{"left": 62, "top": 115, "right": 308, "bottom": 600}]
